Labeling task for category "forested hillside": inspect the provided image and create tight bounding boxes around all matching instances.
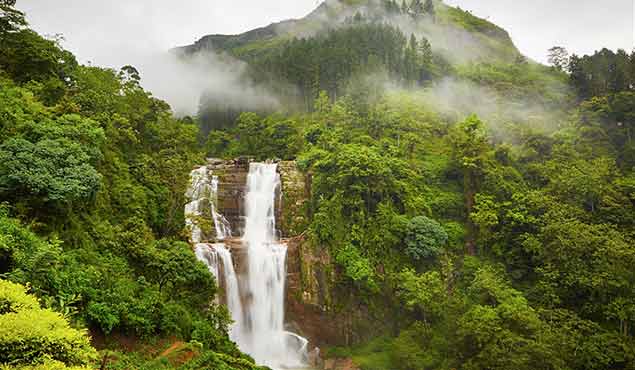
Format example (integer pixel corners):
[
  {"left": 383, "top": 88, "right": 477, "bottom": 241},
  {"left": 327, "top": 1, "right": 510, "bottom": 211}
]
[
  {"left": 1, "top": 0, "right": 634, "bottom": 369},
  {"left": 0, "top": 1, "right": 266, "bottom": 369}
]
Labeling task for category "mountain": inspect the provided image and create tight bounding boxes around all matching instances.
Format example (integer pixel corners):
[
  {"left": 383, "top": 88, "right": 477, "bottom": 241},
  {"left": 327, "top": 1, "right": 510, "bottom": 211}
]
[
  {"left": 172, "top": 0, "right": 556, "bottom": 135},
  {"left": 175, "top": 0, "right": 519, "bottom": 63}
]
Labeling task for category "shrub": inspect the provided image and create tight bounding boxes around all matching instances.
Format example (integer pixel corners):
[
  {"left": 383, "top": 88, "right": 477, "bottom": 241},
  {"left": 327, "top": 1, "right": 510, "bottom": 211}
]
[
  {"left": 0, "top": 280, "right": 97, "bottom": 367},
  {"left": 404, "top": 216, "right": 448, "bottom": 261},
  {"left": 160, "top": 303, "right": 193, "bottom": 339}
]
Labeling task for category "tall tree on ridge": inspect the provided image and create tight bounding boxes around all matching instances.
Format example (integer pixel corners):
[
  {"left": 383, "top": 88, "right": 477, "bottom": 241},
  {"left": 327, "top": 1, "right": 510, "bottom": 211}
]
[
  {"left": 548, "top": 46, "right": 569, "bottom": 71},
  {"left": 0, "top": 0, "right": 26, "bottom": 34}
]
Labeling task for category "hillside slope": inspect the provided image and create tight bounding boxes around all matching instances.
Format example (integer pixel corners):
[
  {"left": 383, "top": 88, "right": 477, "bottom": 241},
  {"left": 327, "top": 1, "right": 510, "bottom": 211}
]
[{"left": 176, "top": 0, "right": 519, "bottom": 63}]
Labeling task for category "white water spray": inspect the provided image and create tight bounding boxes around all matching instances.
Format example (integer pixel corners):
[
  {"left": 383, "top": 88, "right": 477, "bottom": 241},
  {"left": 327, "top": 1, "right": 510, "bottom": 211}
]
[
  {"left": 185, "top": 167, "right": 209, "bottom": 243},
  {"left": 195, "top": 243, "right": 245, "bottom": 340},
  {"left": 185, "top": 167, "right": 233, "bottom": 242},
  {"left": 187, "top": 163, "right": 309, "bottom": 369},
  {"left": 238, "top": 163, "right": 307, "bottom": 369},
  {"left": 211, "top": 175, "right": 232, "bottom": 240}
]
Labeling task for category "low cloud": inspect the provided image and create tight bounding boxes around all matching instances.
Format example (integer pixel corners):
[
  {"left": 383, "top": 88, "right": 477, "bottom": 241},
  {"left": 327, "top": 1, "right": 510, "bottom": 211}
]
[{"left": 136, "top": 50, "right": 281, "bottom": 117}]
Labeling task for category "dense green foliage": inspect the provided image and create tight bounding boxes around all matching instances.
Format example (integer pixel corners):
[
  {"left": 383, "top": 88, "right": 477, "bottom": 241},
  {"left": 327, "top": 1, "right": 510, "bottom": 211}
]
[
  {"left": 0, "top": 279, "right": 96, "bottom": 368},
  {"left": 251, "top": 22, "right": 442, "bottom": 108},
  {"left": 193, "top": 0, "right": 521, "bottom": 134},
  {"left": 403, "top": 216, "right": 447, "bottom": 260},
  {"left": 568, "top": 48, "right": 634, "bottom": 99},
  {"left": 0, "top": 3, "right": 264, "bottom": 370}
]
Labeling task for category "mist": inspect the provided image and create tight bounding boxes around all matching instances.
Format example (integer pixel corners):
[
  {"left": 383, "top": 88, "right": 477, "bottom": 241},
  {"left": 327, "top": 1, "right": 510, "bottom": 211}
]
[
  {"left": 134, "top": 50, "right": 281, "bottom": 117},
  {"left": 422, "top": 77, "right": 568, "bottom": 134},
  {"left": 374, "top": 74, "right": 571, "bottom": 145},
  {"left": 137, "top": 0, "right": 511, "bottom": 117}
]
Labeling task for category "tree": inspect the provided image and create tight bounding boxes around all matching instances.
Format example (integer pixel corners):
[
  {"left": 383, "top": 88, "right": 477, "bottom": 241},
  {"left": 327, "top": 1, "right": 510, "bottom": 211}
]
[
  {"left": 456, "top": 267, "right": 562, "bottom": 370},
  {"left": 335, "top": 244, "right": 378, "bottom": 292},
  {"left": 404, "top": 216, "right": 448, "bottom": 261},
  {"left": 0, "top": 0, "right": 26, "bottom": 34},
  {"left": 398, "top": 269, "right": 446, "bottom": 321},
  {"left": 0, "top": 138, "right": 102, "bottom": 204},
  {"left": 119, "top": 64, "right": 141, "bottom": 84},
  {"left": 608, "top": 49, "right": 630, "bottom": 93},
  {"left": 449, "top": 115, "right": 489, "bottom": 255},
  {"left": 418, "top": 36, "right": 433, "bottom": 82},
  {"left": 547, "top": 46, "right": 569, "bottom": 71},
  {"left": 568, "top": 54, "right": 591, "bottom": 98},
  {"left": 0, "top": 89, "right": 104, "bottom": 208},
  {"left": 419, "top": 36, "right": 432, "bottom": 65}
]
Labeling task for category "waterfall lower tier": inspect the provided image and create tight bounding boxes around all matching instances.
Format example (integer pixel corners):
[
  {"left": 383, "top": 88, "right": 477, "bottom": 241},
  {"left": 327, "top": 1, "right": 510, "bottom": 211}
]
[
  {"left": 195, "top": 243, "right": 245, "bottom": 340},
  {"left": 187, "top": 162, "right": 309, "bottom": 370}
]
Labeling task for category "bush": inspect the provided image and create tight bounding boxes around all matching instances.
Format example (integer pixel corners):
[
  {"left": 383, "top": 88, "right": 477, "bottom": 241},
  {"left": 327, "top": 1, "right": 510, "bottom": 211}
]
[
  {"left": 160, "top": 303, "right": 193, "bottom": 339},
  {"left": 0, "top": 360, "right": 90, "bottom": 370},
  {"left": 0, "top": 280, "right": 97, "bottom": 367},
  {"left": 404, "top": 216, "right": 448, "bottom": 261},
  {"left": 191, "top": 317, "right": 242, "bottom": 357},
  {"left": 0, "top": 278, "right": 40, "bottom": 314}
]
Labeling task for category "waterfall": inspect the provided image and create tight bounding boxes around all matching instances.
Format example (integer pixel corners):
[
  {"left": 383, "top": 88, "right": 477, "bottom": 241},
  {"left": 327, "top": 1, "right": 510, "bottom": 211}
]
[
  {"left": 185, "top": 167, "right": 209, "bottom": 243},
  {"left": 188, "top": 162, "right": 309, "bottom": 370},
  {"left": 195, "top": 243, "right": 245, "bottom": 340},
  {"left": 195, "top": 243, "right": 220, "bottom": 282},
  {"left": 239, "top": 163, "right": 307, "bottom": 369},
  {"left": 185, "top": 167, "right": 232, "bottom": 242},
  {"left": 211, "top": 175, "right": 232, "bottom": 240}
]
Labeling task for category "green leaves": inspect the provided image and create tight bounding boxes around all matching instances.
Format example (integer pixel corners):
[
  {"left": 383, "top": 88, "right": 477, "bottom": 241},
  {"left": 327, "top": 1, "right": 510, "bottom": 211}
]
[
  {"left": 456, "top": 267, "right": 559, "bottom": 370},
  {"left": 0, "top": 138, "right": 101, "bottom": 203},
  {"left": 397, "top": 269, "right": 446, "bottom": 320},
  {"left": 335, "top": 244, "right": 378, "bottom": 292},
  {"left": 403, "top": 216, "right": 447, "bottom": 261},
  {"left": 0, "top": 82, "right": 104, "bottom": 207},
  {"left": 0, "top": 0, "right": 26, "bottom": 34},
  {"left": 0, "top": 280, "right": 97, "bottom": 367}
]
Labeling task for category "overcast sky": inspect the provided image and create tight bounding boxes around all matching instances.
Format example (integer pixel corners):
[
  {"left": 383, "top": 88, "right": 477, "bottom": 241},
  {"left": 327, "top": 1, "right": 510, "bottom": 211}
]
[{"left": 18, "top": 0, "right": 632, "bottom": 67}]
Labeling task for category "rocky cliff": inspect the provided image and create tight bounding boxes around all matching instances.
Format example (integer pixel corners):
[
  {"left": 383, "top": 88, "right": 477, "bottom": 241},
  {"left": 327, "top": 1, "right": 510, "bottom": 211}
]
[{"left": 193, "top": 158, "right": 338, "bottom": 348}]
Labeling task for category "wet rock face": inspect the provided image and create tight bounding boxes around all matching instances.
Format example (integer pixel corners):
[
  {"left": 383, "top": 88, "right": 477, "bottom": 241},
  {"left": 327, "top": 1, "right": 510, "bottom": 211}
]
[
  {"left": 278, "top": 161, "right": 310, "bottom": 237},
  {"left": 285, "top": 236, "right": 339, "bottom": 348},
  {"left": 207, "top": 157, "right": 251, "bottom": 236}
]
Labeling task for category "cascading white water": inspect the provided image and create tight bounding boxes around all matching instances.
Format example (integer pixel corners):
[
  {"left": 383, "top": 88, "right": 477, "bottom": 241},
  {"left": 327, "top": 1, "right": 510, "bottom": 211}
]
[
  {"left": 185, "top": 167, "right": 209, "bottom": 243},
  {"left": 239, "top": 163, "right": 308, "bottom": 369},
  {"left": 187, "top": 162, "right": 309, "bottom": 370},
  {"left": 185, "top": 167, "right": 233, "bottom": 242},
  {"left": 195, "top": 243, "right": 220, "bottom": 282},
  {"left": 195, "top": 243, "right": 245, "bottom": 340}
]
